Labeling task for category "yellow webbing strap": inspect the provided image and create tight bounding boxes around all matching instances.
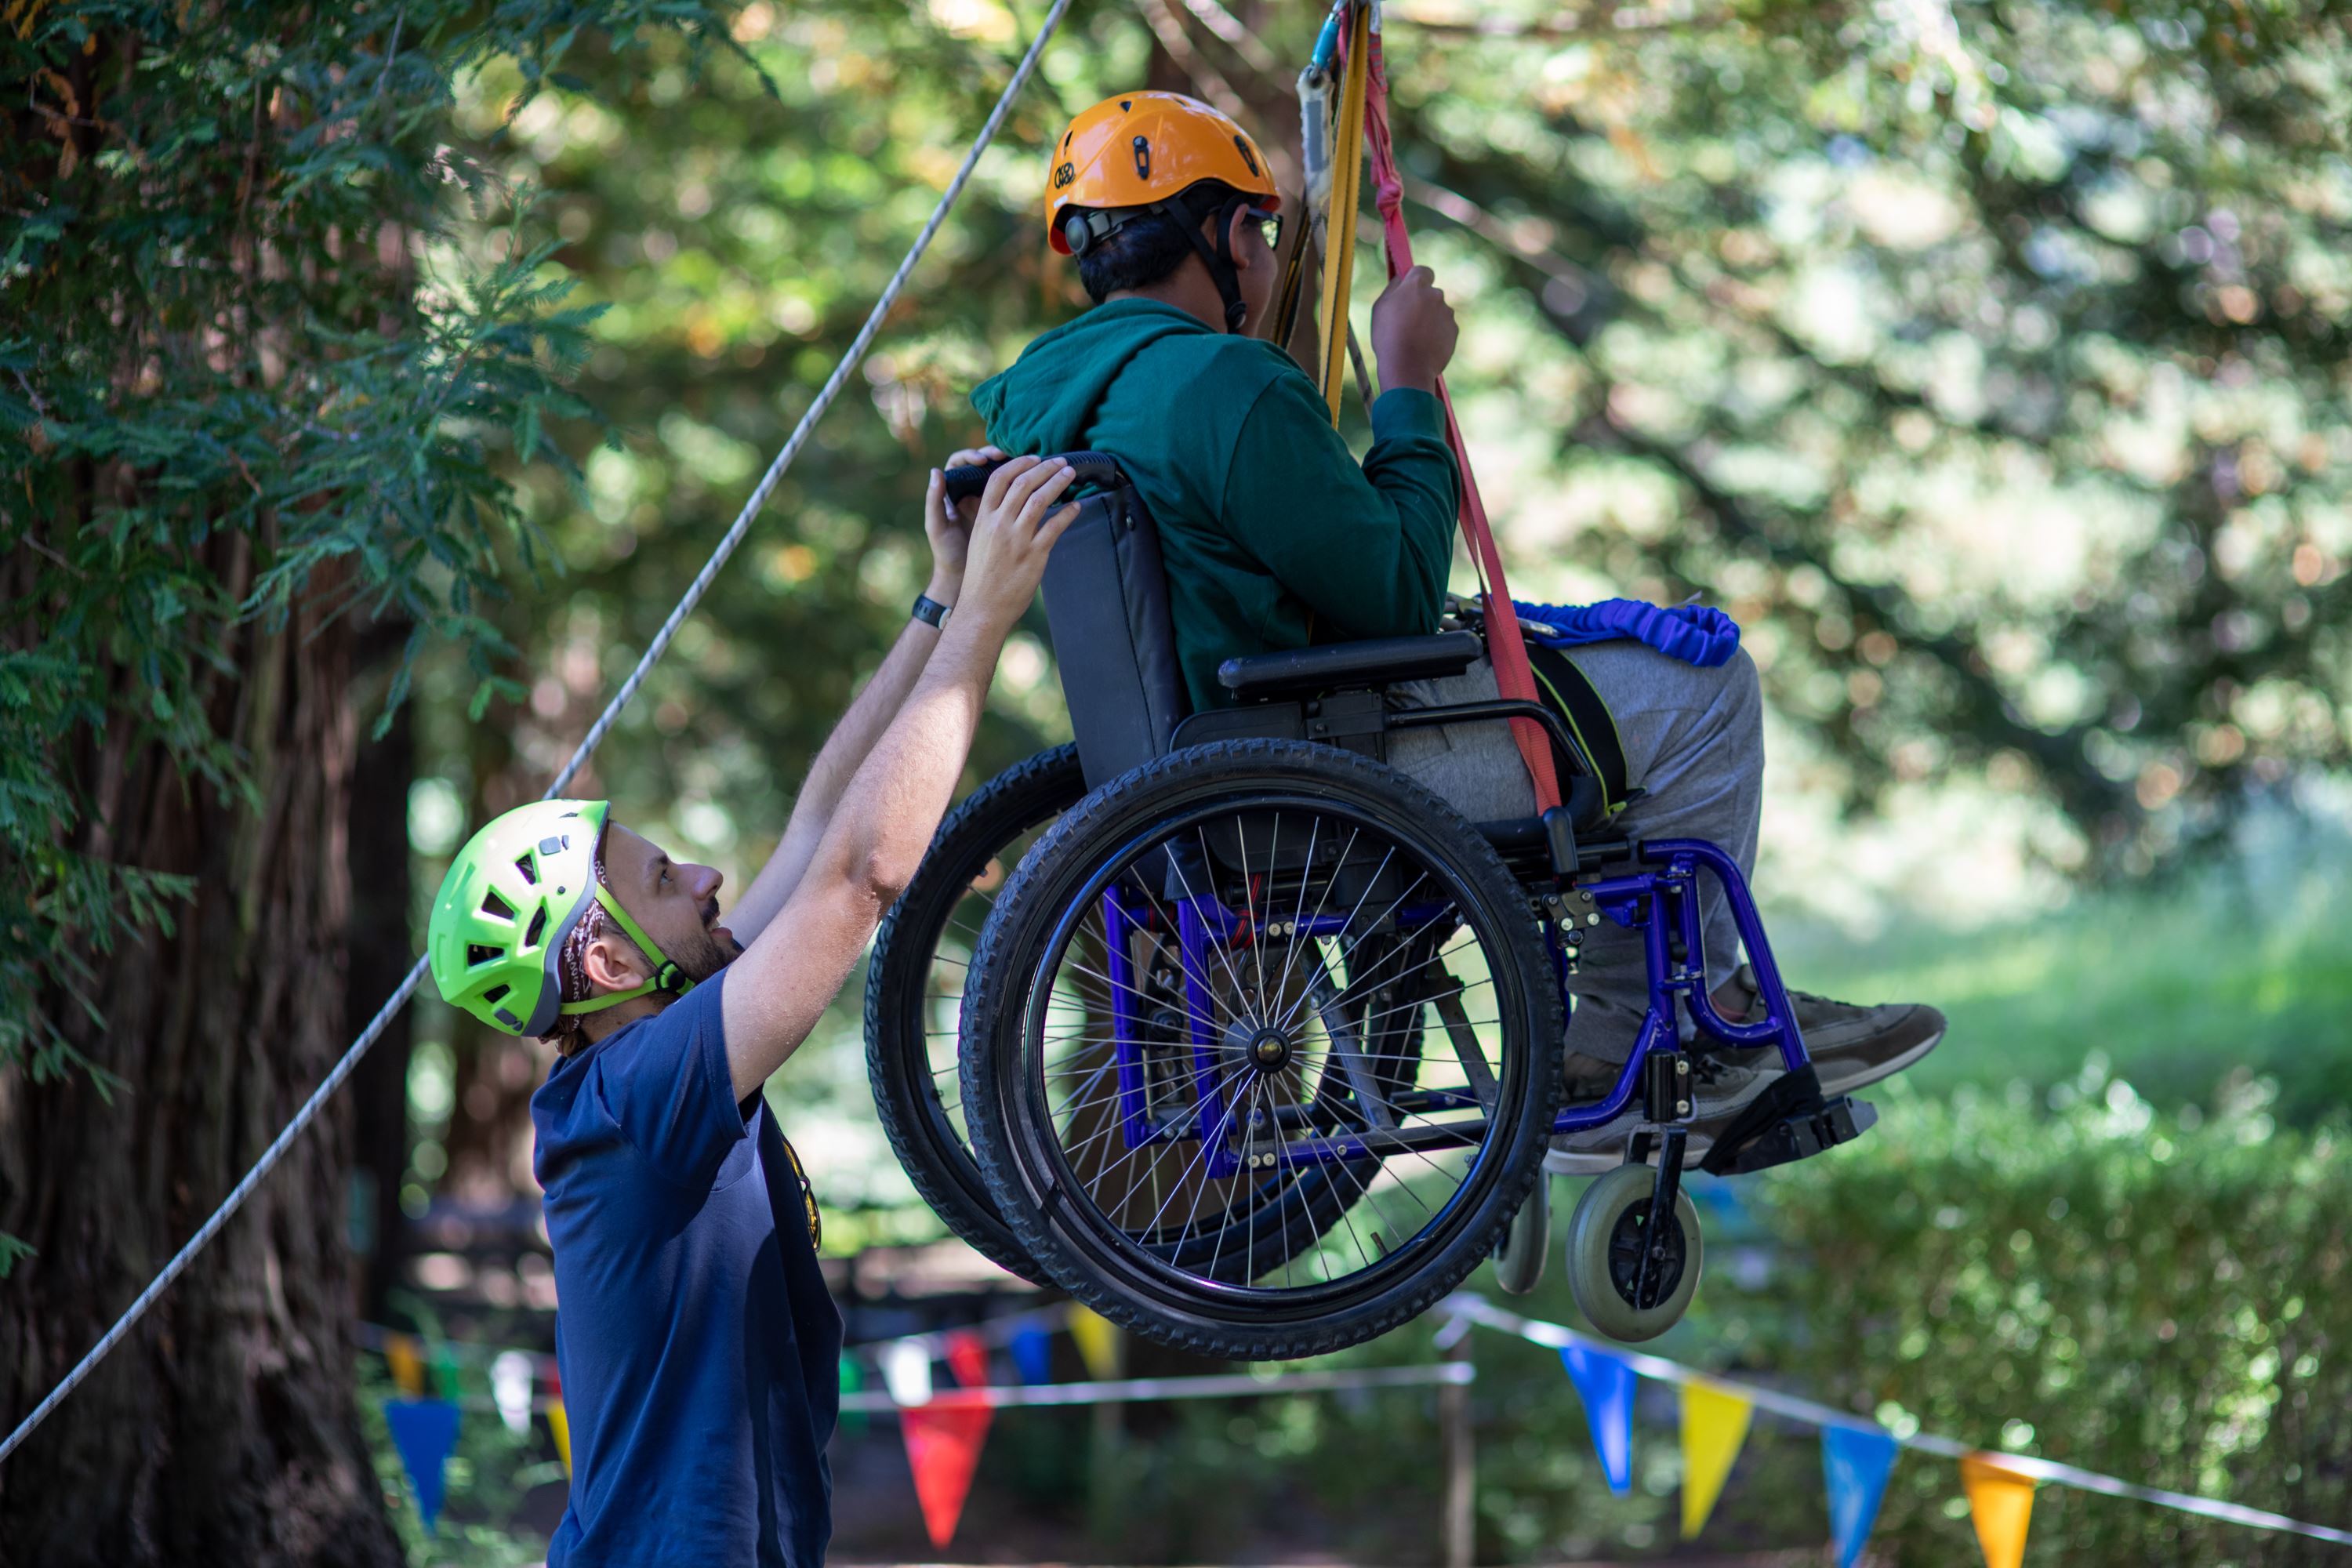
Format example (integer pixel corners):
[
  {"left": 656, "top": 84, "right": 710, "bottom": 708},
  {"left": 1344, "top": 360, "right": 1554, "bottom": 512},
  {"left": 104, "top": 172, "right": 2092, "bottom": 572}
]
[
  {"left": 1315, "top": 2, "right": 1372, "bottom": 426},
  {"left": 1267, "top": 200, "right": 1313, "bottom": 356}
]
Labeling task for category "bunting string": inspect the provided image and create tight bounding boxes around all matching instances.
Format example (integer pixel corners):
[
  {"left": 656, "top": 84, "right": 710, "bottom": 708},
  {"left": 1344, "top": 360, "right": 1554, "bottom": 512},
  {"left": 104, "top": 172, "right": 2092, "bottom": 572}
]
[
  {"left": 1441, "top": 1293, "right": 2352, "bottom": 1549},
  {"left": 843, "top": 1360, "right": 1472, "bottom": 1413}
]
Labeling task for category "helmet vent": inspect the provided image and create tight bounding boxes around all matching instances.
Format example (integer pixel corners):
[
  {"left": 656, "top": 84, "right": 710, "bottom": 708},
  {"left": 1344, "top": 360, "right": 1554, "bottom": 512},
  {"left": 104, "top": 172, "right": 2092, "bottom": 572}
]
[
  {"left": 1132, "top": 135, "right": 1150, "bottom": 180},
  {"left": 524, "top": 906, "right": 549, "bottom": 950},
  {"left": 481, "top": 887, "right": 517, "bottom": 921},
  {"left": 514, "top": 854, "right": 539, "bottom": 885},
  {"left": 467, "top": 942, "right": 503, "bottom": 968},
  {"left": 482, "top": 983, "right": 511, "bottom": 1004},
  {"left": 1232, "top": 134, "right": 1258, "bottom": 176}
]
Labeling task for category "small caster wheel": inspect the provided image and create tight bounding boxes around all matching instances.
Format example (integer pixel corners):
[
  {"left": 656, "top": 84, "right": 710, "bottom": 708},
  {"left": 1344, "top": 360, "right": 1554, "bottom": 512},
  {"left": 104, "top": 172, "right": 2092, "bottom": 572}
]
[
  {"left": 1491, "top": 1177, "right": 1550, "bottom": 1295},
  {"left": 1566, "top": 1163, "right": 1702, "bottom": 1341}
]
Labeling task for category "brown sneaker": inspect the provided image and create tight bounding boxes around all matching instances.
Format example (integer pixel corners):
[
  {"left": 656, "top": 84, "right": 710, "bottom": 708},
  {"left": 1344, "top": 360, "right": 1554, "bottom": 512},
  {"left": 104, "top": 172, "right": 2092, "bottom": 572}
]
[{"left": 1723, "top": 966, "right": 1946, "bottom": 1095}]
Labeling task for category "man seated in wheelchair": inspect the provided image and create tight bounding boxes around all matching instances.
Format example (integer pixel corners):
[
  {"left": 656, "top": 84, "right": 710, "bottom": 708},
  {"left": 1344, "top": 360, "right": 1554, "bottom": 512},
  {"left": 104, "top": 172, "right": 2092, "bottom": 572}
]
[{"left": 972, "top": 92, "right": 1944, "bottom": 1156}]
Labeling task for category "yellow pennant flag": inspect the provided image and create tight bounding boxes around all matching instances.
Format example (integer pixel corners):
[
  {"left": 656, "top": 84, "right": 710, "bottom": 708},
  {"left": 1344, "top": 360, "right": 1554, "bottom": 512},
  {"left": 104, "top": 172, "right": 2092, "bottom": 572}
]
[
  {"left": 1960, "top": 1453, "right": 2038, "bottom": 1568},
  {"left": 384, "top": 1334, "right": 425, "bottom": 1397},
  {"left": 547, "top": 1399, "right": 572, "bottom": 1477},
  {"left": 1679, "top": 1381, "right": 1755, "bottom": 1538},
  {"left": 1069, "top": 1307, "right": 1122, "bottom": 1382}
]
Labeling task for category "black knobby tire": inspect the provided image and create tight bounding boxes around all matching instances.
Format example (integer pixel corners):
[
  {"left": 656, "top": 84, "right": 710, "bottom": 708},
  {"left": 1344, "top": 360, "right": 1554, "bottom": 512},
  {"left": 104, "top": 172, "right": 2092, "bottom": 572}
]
[
  {"left": 866, "top": 745, "right": 1085, "bottom": 1285},
  {"left": 961, "top": 739, "right": 1567, "bottom": 1360}
]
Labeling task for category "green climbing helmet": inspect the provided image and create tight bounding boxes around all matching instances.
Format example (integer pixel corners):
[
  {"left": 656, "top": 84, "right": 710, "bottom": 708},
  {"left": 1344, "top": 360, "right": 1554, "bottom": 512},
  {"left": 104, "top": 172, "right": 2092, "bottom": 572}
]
[{"left": 427, "top": 798, "right": 693, "bottom": 1037}]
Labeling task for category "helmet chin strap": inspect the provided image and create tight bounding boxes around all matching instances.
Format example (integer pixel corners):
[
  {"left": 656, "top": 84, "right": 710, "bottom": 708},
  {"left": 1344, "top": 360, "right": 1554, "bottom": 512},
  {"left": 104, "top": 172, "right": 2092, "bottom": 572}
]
[
  {"left": 1157, "top": 192, "right": 1250, "bottom": 333},
  {"left": 558, "top": 883, "right": 697, "bottom": 1016}
]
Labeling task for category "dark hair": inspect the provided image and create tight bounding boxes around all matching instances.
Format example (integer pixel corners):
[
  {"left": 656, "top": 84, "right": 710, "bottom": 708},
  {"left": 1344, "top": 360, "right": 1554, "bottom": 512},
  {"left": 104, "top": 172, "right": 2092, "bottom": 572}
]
[
  {"left": 1073, "top": 181, "right": 1240, "bottom": 303},
  {"left": 547, "top": 830, "right": 643, "bottom": 1056}
]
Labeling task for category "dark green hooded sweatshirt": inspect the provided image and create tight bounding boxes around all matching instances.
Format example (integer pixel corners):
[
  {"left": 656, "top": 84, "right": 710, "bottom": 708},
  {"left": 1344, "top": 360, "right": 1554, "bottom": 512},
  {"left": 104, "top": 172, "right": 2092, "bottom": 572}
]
[{"left": 971, "top": 299, "right": 1461, "bottom": 711}]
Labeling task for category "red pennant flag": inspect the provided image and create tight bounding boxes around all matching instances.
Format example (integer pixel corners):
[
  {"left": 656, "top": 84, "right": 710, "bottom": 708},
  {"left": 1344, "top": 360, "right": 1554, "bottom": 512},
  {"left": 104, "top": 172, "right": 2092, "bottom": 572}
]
[
  {"left": 945, "top": 1329, "right": 990, "bottom": 1392},
  {"left": 901, "top": 1391, "right": 993, "bottom": 1548}
]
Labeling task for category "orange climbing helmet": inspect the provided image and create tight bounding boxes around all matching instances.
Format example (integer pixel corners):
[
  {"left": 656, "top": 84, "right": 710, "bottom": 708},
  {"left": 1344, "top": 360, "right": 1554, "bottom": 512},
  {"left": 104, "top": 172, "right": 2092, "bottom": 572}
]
[{"left": 1045, "top": 90, "right": 1279, "bottom": 257}]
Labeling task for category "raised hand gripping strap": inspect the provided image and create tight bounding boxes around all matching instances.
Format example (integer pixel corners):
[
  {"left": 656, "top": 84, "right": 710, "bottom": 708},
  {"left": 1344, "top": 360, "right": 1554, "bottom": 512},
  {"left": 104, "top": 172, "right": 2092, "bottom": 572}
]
[{"left": 1350, "top": 11, "right": 1564, "bottom": 814}]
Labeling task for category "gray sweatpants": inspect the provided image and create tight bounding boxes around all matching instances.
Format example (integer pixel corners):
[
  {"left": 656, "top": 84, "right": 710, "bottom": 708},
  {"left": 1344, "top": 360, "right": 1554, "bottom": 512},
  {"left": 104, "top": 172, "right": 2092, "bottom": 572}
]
[{"left": 1386, "top": 644, "right": 1765, "bottom": 1062}]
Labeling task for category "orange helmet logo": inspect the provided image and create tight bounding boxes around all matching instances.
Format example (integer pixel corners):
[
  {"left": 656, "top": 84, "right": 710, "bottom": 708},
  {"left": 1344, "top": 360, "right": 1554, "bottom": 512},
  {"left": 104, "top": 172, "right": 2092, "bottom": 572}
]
[{"left": 1044, "top": 90, "right": 1280, "bottom": 256}]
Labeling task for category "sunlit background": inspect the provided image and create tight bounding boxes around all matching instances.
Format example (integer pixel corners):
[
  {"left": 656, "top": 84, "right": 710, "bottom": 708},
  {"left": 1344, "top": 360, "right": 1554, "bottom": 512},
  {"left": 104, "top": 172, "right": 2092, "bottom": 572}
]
[{"left": 366, "top": 0, "right": 2351, "bottom": 1559}]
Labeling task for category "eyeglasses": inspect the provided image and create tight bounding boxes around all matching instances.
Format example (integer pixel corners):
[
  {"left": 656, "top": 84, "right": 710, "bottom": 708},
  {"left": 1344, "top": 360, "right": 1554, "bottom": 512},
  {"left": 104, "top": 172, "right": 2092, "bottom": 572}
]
[{"left": 1244, "top": 205, "right": 1283, "bottom": 253}]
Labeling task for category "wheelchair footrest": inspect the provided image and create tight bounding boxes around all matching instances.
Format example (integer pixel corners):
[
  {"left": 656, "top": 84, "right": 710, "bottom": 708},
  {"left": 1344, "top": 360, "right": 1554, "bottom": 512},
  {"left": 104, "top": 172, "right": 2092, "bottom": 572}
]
[
  {"left": 1708, "top": 1094, "right": 1876, "bottom": 1176},
  {"left": 1695, "top": 1063, "right": 1877, "bottom": 1177}
]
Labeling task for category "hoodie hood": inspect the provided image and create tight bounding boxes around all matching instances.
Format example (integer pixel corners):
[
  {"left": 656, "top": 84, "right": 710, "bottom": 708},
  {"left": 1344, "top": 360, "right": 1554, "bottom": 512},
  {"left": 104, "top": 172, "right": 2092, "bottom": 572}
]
[{"left": 972, "top": 299, "right": 1217, "bottom": 456}]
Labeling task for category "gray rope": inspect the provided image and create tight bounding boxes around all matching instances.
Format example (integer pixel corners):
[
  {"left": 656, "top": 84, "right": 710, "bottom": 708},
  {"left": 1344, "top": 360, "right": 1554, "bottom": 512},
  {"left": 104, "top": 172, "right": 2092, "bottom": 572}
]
[{"left": 0, "top": 0, "right": 1071, "bottom": 1468}]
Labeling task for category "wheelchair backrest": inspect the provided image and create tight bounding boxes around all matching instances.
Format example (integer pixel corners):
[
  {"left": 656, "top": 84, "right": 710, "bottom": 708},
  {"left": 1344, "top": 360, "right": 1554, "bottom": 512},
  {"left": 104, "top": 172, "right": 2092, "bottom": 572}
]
[{"left": 1031, "top": 453, "right": 1187, "bottom": 789}]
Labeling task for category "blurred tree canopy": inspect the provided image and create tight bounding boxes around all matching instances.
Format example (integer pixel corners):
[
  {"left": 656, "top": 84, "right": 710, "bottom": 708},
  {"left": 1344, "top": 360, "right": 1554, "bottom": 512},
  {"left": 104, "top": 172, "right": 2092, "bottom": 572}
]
[{"left": 421, "top": 0, "right": 2350, "bottom": 903}]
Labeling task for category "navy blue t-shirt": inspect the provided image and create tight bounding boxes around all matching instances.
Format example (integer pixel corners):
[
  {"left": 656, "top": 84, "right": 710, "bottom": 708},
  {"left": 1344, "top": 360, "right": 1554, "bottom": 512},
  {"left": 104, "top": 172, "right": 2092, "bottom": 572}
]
[{"left": 532, "top": 969, "right": 842, "bottom": 1567}]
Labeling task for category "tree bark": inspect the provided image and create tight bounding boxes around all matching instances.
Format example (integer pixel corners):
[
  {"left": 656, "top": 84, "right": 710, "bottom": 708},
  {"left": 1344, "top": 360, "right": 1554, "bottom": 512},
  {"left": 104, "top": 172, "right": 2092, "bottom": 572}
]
[
  {"left": 346, "top": 622, "right": 416, "bottom": 1327},
  {"left": 0, "top": 550, "right": 402, "bottom": 1567}
]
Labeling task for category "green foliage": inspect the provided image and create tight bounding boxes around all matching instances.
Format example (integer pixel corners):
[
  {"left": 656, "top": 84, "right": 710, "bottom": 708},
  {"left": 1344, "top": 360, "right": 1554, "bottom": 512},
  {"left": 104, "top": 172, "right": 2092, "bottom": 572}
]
[
  {"left": 1748, "top": 1076, "right": 2351, "bottom": 1564},
  {"left": 1780, "top": 824, "right": 2352, "bottom": 1123},
  {"left": 1383, "top": 0, "right": 2352, "bottom": 872},
  {"left": 0, "top": 0, "right": 736, "bottom": 1079},
  {"left": 359, "top": 1369, "right": 564, "bottom": 1566}
]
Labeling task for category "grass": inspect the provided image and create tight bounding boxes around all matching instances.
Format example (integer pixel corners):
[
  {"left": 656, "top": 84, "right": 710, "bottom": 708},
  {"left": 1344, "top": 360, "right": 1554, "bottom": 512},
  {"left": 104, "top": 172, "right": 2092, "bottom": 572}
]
[{"left": 1772, "top": 830, "right": 2352, "bottom": 1126}]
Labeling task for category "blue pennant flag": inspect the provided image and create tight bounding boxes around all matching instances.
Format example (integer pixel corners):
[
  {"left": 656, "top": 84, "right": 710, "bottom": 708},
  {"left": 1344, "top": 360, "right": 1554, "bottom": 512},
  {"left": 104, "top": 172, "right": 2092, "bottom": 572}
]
[
  {"left": 1559, "top": 1345, "right": 1636, "bottom": 1494},
  {"left": 384, "top": 1397, "right": 463, "bottom": 1534},
  {"left": 1822, "top": 1424, "right": 1900, "bottom": 1568},
  {"left": 1009, "top": 1326, "right": 1053, "bottom": 1387}
]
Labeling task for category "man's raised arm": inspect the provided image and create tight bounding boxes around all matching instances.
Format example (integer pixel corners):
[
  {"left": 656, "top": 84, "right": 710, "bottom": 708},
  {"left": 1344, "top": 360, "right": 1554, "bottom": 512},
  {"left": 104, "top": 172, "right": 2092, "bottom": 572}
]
[
  {"left": 726, "top": 448, "right": 1005, "bottom": 949},
  {"left": 718, "top": 456, "right": 1079, "bottom": 1098}
]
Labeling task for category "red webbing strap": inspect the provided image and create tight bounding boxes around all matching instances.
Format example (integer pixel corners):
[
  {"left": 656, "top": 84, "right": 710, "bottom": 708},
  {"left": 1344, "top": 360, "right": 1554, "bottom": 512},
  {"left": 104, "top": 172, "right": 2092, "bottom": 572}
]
[{"left": 1356, "top": 20, "right": 1563, "bottom": 813}]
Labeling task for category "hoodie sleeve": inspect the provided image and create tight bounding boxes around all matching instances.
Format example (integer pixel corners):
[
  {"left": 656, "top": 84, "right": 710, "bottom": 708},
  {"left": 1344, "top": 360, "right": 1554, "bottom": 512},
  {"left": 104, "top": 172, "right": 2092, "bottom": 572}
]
[{"left": 1218, "top": 373, "right": 1461, "bottom": 641}]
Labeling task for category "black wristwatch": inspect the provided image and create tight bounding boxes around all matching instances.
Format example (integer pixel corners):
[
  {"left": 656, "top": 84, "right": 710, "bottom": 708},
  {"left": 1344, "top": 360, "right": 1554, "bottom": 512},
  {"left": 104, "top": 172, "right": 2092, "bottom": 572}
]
[{"left": 910, "top": 593, "right": 952, "bottom": 630}]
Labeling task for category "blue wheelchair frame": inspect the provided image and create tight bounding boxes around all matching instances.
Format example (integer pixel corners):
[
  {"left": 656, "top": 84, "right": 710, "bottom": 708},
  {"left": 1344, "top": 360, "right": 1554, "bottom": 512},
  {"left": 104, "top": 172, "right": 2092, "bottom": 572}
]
[
  {"left": 1084, "top": 833, "right": 1855, "bottom": 1185},
  {"left": 948, "top": 452, "right": 1871, "bottom": 1205}
]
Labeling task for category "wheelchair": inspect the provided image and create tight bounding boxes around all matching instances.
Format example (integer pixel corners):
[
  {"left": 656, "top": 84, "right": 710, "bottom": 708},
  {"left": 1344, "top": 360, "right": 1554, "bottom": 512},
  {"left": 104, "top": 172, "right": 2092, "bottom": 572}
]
[{"left": 865, "top": 453, "right": 1877, "bottom": 1359}]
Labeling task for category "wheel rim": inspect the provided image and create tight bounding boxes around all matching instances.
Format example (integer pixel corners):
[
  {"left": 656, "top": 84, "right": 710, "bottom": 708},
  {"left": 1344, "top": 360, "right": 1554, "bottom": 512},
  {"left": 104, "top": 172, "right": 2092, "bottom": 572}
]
[
  {"left": 1567, "top": 1167, "right": 1701, "bottom": 1341},
  {"left": 1602, "top": 1197, "right": 1686, "bottom": 1308},
  {"left": 1013, "top": 789, "right": 1533, "bottom": 1311},
  {"left": 915, "top": 795, "right": 1066, "bottom": 1156}
]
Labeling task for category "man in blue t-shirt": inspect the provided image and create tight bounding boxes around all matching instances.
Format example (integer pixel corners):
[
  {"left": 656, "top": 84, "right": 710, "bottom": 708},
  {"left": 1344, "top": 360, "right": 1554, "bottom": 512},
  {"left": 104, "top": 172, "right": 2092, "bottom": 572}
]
[{"left": 427, "top": 452, "right": 1083, "bottom": 1566}]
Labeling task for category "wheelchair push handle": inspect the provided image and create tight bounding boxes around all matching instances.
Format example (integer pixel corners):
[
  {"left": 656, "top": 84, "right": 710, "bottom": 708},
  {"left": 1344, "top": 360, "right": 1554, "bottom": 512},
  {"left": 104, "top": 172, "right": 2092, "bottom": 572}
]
[{"left": 942, "top": 450, "right": 1125, "bottom": 503}]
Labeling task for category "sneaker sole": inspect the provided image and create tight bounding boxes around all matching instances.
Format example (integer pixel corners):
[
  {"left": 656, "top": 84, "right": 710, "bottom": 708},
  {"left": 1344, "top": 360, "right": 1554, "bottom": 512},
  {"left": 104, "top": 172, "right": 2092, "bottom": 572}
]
[{"left": 1816, "top": 1022, "right": 1945, "bottom": 1098}]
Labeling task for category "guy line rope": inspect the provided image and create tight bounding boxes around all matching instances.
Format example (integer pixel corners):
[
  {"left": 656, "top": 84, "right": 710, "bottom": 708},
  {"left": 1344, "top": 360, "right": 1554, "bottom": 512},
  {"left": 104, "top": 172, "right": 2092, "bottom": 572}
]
[{"left": 0, "top": 0, "right": 1074, "bottom": 1468}]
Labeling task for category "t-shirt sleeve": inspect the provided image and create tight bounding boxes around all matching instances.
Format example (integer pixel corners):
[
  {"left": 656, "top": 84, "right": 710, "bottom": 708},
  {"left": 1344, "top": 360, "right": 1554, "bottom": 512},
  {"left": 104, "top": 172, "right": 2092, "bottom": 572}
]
[
  {"left": 1218, "top": 372, "right": 1460, "bottom": 641},
  {"left": 589, "top": 970, "right": 750, "bottom": 1189}
]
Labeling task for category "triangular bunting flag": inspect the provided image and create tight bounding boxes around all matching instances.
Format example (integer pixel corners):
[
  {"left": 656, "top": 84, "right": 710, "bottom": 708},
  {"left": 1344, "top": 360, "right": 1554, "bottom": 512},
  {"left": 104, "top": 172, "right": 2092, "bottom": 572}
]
[
  {"left": 490, "top": 1351, "right": 535, "bottom": 1437},
  {"left": 1009, "top": 1325, "right": 1053, "bottom": 1386},
  {"left": 902, "top": 1392, "right": 994, "bottom": 1548},
  {"left": 1559, "top": 1344, "right": 1637, "bottom": 1494},
  {"left": 383, "top": 1397, "right": 462, "bottom": 1534},
  {"left": 880, "top": 1340, "right": 935, "bottom": 1406},
  {"left": 945, "top": 1328, "right": 990, "bottom": 1391},
  {"left": 1679, "top": 1381, "right": 1754, "bottom": 1537},
  {"left": 547, "top": 1399, "right": 572, "bottom": 1476},
  {"left": 432, "top": 1342, "right": 464, "bottom": 1403},
  {"left": 1069, "top": 1307, "right": 1121, "bottom": 1381},
  {"left": 838, "top": 1354, "right": 869, "bottom": 1436},
  {"left": 385, "top": 1333, "right": 425, "bottom": 1397},
  {"left": 1960, "top": 1453, "right": 2038, "bottom": 1568},
  {"left": 1822, "top": 1425, "right": 1900, "bottom": 1568}
]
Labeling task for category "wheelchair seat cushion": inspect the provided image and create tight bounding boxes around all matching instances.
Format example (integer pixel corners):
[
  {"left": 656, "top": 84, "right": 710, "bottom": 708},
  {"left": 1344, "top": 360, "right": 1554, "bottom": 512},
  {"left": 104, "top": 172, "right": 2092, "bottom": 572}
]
[{"left": 1218, "top": 630, "right": 1483, "bottom": 701}]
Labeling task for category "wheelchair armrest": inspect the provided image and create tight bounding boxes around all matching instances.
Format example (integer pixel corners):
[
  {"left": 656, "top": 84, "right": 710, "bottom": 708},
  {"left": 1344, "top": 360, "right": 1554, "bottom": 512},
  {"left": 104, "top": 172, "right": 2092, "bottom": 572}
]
[{"left": 1219, "top": 630, "right": 1483, "bottom": 702}]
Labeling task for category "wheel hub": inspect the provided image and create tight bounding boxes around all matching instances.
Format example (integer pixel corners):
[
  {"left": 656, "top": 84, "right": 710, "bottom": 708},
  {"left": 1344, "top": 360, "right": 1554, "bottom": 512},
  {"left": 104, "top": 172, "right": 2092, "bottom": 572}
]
[
  {"left": 1605, "top": 1200, "right": 1686, "bottom": 1309},
  {"left": 1225, "top": 1019, "right": 1295, "bottom": 1072}
]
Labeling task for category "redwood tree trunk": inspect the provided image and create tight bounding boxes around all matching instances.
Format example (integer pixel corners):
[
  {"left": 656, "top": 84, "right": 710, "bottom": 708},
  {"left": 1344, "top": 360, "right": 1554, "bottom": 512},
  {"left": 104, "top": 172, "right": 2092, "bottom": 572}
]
[
  {"left": 0, "top": 546, "right": 402, "bottom": 1567},
  {"left": 347, "top": 621, "right": 417, "bottom": 1324}
]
